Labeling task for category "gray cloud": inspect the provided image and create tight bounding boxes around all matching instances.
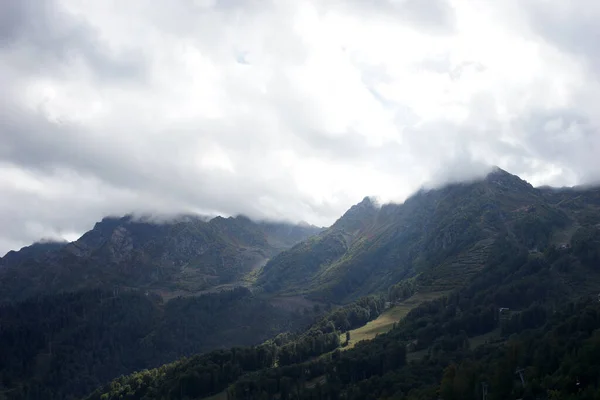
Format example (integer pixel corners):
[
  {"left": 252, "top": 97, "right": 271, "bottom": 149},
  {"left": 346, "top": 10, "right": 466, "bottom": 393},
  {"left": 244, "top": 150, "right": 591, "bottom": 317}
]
[
  {"left": 1, "top": 0, "right": 599, "bottom": 254},
  {"left": 0, "top": 0, "right": 147, "bottom": 82},
  {"left": 522, "top": 1, "right": 600, "bottom": 76},
  {"left": 397, "top": 0, "right": 457, "bottom": 34},
  {"left": 339, "top": 0, "right": 456, "bottom": 34},
  {"left": 514, "top": 109, "right": 600, "bottom": 183}
]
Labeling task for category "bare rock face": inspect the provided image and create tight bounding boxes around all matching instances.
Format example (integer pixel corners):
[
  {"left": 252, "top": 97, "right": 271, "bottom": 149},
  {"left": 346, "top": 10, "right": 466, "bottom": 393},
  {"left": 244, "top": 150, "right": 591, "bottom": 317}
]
[
  {"left": 109, "top": 226, "right": 134, "bottom": 262},
  {"left": 64, "top": 241, "right": 89, "bottom": 257}
]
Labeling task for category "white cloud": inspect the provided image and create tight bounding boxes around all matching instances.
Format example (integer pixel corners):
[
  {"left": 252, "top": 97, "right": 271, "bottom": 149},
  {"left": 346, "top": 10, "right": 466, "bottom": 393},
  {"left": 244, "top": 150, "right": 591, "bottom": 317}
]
[{"left": 1, "top": 0, "right": 600, "bottom": 254}]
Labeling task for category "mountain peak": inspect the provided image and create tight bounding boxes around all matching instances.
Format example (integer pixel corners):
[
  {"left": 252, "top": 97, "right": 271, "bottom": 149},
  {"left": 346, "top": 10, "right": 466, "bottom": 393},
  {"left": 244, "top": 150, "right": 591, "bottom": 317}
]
[
  {"left": 484, "top": 166, "right": 533, "bottom": 191},
  {"left": 1, "top": 240, "right": 68, "bottom": 266},
  {"left": 488, "top": 165, "right": 508, "bottom": 174},
  {"left": 351, "top": 196, "right": 378, "bottom": 212},
  {"left": 486, "top": 165, "right": 516, "bottom": 178},
  {"left": 359, "top": 196, "right": 375, "bottom": 206},
  {"left": 331, "top": 196, "right": 378, "bottom": 232}
]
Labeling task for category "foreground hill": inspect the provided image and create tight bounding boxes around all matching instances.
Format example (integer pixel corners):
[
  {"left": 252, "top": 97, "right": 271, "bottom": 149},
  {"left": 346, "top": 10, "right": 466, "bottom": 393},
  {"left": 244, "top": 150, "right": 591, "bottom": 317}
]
[
  {"left": 258, "top": 168, "right": 600, "bottom": 302},
  {"left": 0, "top": 214, "right": 322, "bottom": 301},
  {"left": 0, "top": 215, "right": 322, "bottom": 398},
  {"left": 0, "top": 286, "right": 314, "bottom": 400}
]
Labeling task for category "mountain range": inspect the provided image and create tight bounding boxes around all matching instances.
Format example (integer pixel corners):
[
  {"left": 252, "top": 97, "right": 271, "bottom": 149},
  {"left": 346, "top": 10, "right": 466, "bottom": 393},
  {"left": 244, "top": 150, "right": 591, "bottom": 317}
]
[
  {"left": 258, "top": 167, "right": 600, "bottom": 302},
  {"left": 2, "top": 167, "right": 600, "bottom": 399},
  {"left": 0, "top": 214, "right": 322, "bottom": 301}
]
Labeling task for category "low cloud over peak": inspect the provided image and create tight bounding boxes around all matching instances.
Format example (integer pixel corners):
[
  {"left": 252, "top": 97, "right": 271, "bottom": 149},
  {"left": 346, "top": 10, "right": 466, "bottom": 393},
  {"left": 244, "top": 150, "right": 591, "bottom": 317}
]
[{"left": 1, "top": 0, "right": 600, "bottom": 253}]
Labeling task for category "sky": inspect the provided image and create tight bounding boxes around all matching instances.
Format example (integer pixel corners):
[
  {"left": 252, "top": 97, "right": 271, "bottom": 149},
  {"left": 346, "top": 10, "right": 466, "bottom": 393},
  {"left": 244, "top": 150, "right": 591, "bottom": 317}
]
[{"left": 1, "top": 0, "right": 600, "bottom": 254}]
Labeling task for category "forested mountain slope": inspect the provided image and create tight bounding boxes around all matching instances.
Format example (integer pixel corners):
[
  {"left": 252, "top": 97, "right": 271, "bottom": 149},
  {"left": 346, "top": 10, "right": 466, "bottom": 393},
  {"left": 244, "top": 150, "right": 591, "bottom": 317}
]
[
  {"left": 0, "top": 215, "right": 321, "bottom": 399},
  {"left": 0, "top": 240, "right": 67, "bottom": 268},
  {"left": 258, "top": 168, "right": 599, "bottom": 303},
  {"left": 90, "top": 222, "right": 600, "bottom": 400},
  {"left": 4, "top": 168, "right": 600, "bottom": 400},
  {"left": 0, "top": 214, "right": 322, "bottom": 301},
  {"left": 0, "top": 287, "right": 312, "bottom": 400}
]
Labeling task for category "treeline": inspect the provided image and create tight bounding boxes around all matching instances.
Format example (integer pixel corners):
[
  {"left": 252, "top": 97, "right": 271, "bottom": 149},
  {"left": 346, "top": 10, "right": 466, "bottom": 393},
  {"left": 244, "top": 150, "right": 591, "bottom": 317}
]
[
  {"left": 438, "top": 299, "right": 600, "bottom": 400},
  {"left": 388, "top": 279, "right": 417, "bottom": 302},
  {"left": 278, "top": 296, "right": 386, "bottom": 366},
  {"left": 0, "top": 287, "right": 306, "bottom": 400},
  {"left": 315, "top": 296, "right": 386, "bottom": 332},
  {"left": 227, "top": 233, "right": 600, "bottom": 399},
  {"left": 0, "top": 289, "right": 159, "bottom": 400},
  {"left": 228, "top": 338, "right": 408, "bottom": 400},
  {"left": 387, "top": 236, "right": 575, "bottom": 354},
  {"left": 277, "top": 331, "right": 340, "bottom": 366},
  {"left": 85, "top": 344, "right": 279, "bottom": 400},
  {"left": 84, "top": 295, "right": 386, "bottom": 400},
  {"left": 142, "top": 287, "right": 308, "bottom": 362}
]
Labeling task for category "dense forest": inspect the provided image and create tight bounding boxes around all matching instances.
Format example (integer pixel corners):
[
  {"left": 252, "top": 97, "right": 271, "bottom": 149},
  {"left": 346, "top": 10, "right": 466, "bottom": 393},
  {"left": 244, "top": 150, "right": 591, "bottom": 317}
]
[
  {"left": 223, "top": 236, "right": 600, "bottom": 400},
  {"left": 84, "top": 296, "right": 386, "bottom": 400},
  {"left": 225, "top": 298, "right": 600, "bottom": 400},
  {"left": 0, "top": 287, "right": 310, "bottom": 399}
]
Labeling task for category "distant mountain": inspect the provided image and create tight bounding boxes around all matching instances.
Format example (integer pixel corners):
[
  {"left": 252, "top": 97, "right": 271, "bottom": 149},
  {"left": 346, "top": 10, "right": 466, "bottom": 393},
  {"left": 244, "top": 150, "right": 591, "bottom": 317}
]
[
  {"left": 258, "top": 168, "right": 600, "bottom": 302},
  {"left": 1, "top": 239, "right": 67, "bottom": 268},
  {"left": 0, "top": 214, "right": 322, "bottom": 301}
]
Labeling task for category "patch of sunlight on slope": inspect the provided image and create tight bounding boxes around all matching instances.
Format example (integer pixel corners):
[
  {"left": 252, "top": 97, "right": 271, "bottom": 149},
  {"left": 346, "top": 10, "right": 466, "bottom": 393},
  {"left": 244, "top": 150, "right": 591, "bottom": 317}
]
[{"left": 341, "top": 291, "right": 450, "bottom": 350}]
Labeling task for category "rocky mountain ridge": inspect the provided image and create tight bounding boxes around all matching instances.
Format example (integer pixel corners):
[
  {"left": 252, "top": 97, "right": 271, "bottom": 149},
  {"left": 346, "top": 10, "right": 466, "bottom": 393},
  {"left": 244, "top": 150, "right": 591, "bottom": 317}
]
[
  {"left": 258, "top": 168, "right": 600, "bottom": 302},
  {"left": 0, "top": 213, "right": 322, "bottom": 301}
]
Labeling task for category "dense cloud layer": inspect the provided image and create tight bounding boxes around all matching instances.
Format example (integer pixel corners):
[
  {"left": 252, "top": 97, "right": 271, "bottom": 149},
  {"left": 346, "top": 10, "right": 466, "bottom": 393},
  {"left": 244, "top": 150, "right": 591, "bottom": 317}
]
[{"left": 1, "top": 0, "right": 600, "bottom": 254}]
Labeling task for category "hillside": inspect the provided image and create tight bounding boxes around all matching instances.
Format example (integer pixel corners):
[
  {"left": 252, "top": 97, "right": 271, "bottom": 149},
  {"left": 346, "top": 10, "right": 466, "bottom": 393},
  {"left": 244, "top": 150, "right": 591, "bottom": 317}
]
[
  {"left": 0, "top": 239, "right": 68, "bottom": 268},
  {"left": 0, "top": 214, "right": 322, "bottom": 301},
  {"left": 3, "top": 168, "right": 600, "bottom": 399},
  {"left": 0, "top": 286, "right": 314, "bottom": 400},
  {"left": 89, "top": 217, "right": 600, "bottom": 400},
  {"left": 258, "top": 168, "right": 598, "bottom": 302}
]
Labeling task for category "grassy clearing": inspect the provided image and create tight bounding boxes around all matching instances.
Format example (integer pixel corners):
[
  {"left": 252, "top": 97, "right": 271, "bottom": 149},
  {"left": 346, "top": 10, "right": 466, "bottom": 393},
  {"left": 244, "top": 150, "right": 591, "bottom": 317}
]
[
  {"left": 341, "top": 307, "right": 408, "bottom": 350},
  {"left": 341, "top": 291, "right": 450, "bottom": 350},
  {"left": 199, "top": 291, "right": 450, "bottom": 397}
]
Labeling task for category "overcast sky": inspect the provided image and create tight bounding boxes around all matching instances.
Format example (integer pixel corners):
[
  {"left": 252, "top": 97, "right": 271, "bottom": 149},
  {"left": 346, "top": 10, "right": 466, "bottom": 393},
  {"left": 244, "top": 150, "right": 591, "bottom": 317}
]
[{"left": 1, "top": 0, "right": 600, "bottom": 254}]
